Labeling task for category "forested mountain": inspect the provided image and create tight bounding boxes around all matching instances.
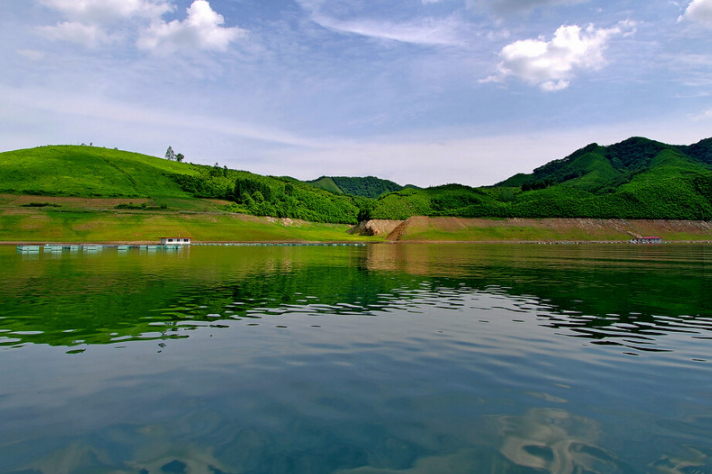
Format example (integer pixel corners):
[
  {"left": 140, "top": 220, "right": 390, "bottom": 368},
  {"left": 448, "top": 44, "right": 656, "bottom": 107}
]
[
  {"left": 368, "top": 137, "right": 712, "bottom": 220},
  {"left": 305, "top": 176, "right": 411, "bottom": 198},
  {"left": 2, "top": 137, "right": 712, "bottom": 224},
  {"left": 496, "top": 137, "right": 712, "bottom": 193}
]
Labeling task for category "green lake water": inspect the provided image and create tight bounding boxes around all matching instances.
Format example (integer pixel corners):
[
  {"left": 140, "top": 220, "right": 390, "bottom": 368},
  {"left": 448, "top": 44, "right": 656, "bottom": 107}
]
[{"left": 0, "top": 243, "right": 711, "bottom": 474}]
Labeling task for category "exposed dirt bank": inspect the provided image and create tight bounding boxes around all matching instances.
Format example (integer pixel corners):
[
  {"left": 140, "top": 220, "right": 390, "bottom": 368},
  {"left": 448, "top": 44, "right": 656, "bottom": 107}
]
[
  {"left": 353, "top": 217, "right": 712, "bottom": 242},
  {"left": 348, "top": 219, "right": 402, "bottom": 236}
]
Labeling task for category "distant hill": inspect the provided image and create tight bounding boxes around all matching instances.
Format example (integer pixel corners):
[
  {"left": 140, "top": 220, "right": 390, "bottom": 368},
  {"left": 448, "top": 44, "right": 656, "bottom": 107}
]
[
  {"left": 496, "top": 137, "right": 712, "bottom": 193},
  {"left": 305, "top": 176, "right": 414, "bottom": 198},
  {"left": 369, "top": 137, "right": 712, "bottom": 221}
]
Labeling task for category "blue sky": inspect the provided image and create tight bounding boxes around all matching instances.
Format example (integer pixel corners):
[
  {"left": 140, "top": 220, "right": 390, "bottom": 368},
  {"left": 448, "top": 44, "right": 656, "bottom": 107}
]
[{"left": 1, "top": 0, "right": 711, "bottom": 186}]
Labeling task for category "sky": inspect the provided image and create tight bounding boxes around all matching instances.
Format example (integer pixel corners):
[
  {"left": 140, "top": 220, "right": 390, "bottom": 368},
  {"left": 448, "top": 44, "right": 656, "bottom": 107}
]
[{"left": 1, "top": 0, "right": 711, "bottom": 187}]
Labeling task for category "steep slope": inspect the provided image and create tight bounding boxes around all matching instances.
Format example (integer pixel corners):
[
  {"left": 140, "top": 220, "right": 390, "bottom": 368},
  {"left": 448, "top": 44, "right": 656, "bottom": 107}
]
[
  {"left": 305, "top": 177, "right": 343, "bottom": 194},
  {"left": 676, "top": 137, "right": 712, "bottom": 165}
]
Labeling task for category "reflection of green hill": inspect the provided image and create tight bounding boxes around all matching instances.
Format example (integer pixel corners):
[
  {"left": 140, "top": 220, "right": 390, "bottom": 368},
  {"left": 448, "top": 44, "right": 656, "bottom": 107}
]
[{"left": 1, "top": 245, "right": 711, "bottom": 351}]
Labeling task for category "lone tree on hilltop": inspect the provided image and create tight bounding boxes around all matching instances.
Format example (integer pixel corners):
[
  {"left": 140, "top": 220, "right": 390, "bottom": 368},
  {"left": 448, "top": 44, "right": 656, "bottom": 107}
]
[
  {"left": 165, "top": 146, "right": 175, "bottom": 161},
  {"left": 176, "top": 153, "right": 184, "bottom": 163}
]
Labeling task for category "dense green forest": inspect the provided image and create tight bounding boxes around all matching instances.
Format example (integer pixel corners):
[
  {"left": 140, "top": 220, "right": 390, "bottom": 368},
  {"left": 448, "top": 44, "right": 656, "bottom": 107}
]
[
  {"left": 305, "top": 176, "right": 411, "bottom": 198},
  {"left": 2, "top": 137, "right": 712, "bottom": 223},
  {"left": 369, "top": 137, "right": 712, "bottom": 220}
]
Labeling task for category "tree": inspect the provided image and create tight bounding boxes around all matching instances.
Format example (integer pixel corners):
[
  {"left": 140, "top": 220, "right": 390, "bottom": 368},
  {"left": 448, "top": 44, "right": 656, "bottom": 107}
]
[
  {"left": 165, "top": 146, "right": 175, "bottom": 161},
  {"left": 176, "top": 153, "right": 184, "bottom": 163}
]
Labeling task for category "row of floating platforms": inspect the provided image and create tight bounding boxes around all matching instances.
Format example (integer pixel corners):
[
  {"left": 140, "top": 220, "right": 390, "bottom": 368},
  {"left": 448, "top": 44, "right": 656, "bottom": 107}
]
[
  {"left": 17, "top": 242, "right": 366, "bottom": 252},
  {"left": 194, "top": 242, "right": 366, "bottom": 247},
  {"left": 17, "top": 244, "right": 185, "bottom": 252}
]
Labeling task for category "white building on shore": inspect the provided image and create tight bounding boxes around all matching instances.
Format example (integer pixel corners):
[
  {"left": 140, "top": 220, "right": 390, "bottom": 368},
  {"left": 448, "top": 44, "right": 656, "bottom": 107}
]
[{"left": 160, "top": 237, "right": 191, "bottom": 245}]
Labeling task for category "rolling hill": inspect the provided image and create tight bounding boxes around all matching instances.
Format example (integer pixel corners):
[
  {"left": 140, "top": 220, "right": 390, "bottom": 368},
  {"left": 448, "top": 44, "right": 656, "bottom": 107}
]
[
  {"left": 2, "top": 137, "right": 712, "bottom": 227},
  {"left": 0, "top": 145, "right": 361, "bottom": 224}
]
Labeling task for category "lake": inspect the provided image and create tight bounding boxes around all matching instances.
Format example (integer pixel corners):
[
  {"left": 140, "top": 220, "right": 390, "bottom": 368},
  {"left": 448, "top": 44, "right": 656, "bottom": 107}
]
[{"left": 0, "top": 243, "right": 711, "bottom": 474}]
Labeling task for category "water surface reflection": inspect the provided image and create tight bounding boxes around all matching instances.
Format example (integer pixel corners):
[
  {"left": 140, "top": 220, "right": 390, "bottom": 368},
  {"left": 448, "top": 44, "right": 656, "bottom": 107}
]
[{"left": 0, "top": 244, "right": 711, "bottom": 473}]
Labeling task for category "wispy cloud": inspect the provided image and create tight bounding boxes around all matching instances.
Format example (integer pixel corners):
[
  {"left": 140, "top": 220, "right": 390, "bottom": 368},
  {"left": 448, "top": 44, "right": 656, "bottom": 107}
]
[
  {"left": 38, "top": 0, "right": 173, "bottom": 23},
  {"left": 483, "top": 21, "right": 634, "bottom": 91},
  {"left": 16, "top": 49, "right": 46, "bottom": 61},
  {"left": 37, "top": 21, "right": 115, "bottom": 47},
  {"left": 694, "top": 107, "right": 712, "bottom": 120},
  {"left": 0, "top": 84, "right": 323, "bottom": 149},
  {"left": 310, "top": 14, "right": 466, "bottom": 46},
  {"left": 296, "top": 0, "right": 466, "bottom": 46}
]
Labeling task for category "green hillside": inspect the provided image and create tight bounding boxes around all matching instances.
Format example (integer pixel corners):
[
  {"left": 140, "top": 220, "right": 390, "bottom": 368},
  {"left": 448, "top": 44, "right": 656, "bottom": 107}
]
[
  {"left": 306, "top": 176, "right": 408, "bottom": 198},
  {"left": 2, "top": 137, "right": 712, "bottom": 227},
  {"left": 0, "top": 145, "right": 197, "bottom": 197},
  {"left": 370, "top": 137, "right": 712, "bottom": 221},
  {"left": 497, "top": 137, "right": 712, "bottom": 193},
  {"left": 305, "top": 177, "right": 343, "bottom": 194},
  {"left": 0, "top": 145, "right": 361, "bottom": 224}
]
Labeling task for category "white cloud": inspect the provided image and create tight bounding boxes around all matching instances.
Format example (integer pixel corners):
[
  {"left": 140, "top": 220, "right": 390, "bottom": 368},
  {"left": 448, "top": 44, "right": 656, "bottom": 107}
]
[
  {"left": 38, "top": 0, "right": 172, "bottom": 23},
  {"left": 36, "top": 0, "right": 244, "bottom": 54},
  {"left": 137, "top": 0, "right": 246, "bottom": 53},
  {"left": 311, "top": 14, "right": 465, "bottom": 46},
  {"left": 487, "top": 22, "right": 633, "bottom": 91},
  {"left": 681, "top": 0, "right": 712, "bottom": 25},
  {"left": 37, "top": 21, "right": 113, "bottom": 47}
]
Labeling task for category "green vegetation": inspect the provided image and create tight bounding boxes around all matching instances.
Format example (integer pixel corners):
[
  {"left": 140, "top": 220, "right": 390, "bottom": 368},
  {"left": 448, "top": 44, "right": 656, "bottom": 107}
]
[
  {"left": 306, "top": 177, "right": 344, "bottom": 194},
  {"left": 0, "top": 145, "right": 362, "bottom": 225},
  {"left": 1, "top": 137, "right": 712, "bottom": 240},
  {"left": 306, "top": 176, "right": 411, "bottom": 198},
  {"left": 0, "top": 145, "right": 196, "bottom": 198},
  {"left": 0, "top": 207, "right": 371, "bottom": 242},
  {"left": 21, "top": 202, "right": 61, "bottom": 208},
  {"left": 370, "top": 137, "right": 712, "bottom": 221}
]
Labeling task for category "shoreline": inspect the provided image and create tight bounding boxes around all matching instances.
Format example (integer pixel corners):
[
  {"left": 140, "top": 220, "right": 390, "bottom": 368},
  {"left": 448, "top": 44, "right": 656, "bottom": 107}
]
[{"left": 5, "top": 239, "right": 712, "bottom": 246}]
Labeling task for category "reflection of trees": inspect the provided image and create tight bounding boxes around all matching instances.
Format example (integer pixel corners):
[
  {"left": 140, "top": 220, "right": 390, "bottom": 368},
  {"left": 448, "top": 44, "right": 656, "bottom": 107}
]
[
  {"left": 3, "top": 244, "right": 712, "bottom": 353},
  {"left": 365, "top": 244, "right": 712, "bottom": 351}
]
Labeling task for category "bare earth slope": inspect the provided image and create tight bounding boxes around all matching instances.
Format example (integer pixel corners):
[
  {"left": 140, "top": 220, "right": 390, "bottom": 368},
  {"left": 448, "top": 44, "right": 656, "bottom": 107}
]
[{"left": 362, "top": 217, "right": 712, "bottom": 242}]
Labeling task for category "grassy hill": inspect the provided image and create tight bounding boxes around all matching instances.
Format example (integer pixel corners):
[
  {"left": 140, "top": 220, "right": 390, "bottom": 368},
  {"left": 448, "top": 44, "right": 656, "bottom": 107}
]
[
  {"left": 305, "top": 177, "right": 344, "bottom": 195},
  {"left": 0, "top": 145, "right": 362, "bottom": 225},
  {"left": 0, "top": 146, "right": 196, "bottom": 198}
]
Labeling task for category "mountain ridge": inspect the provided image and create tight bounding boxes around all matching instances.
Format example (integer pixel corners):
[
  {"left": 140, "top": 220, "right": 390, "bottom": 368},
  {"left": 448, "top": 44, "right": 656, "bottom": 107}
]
[{"left": 2, "top": 136, "right": 712, "bottom": 224}]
